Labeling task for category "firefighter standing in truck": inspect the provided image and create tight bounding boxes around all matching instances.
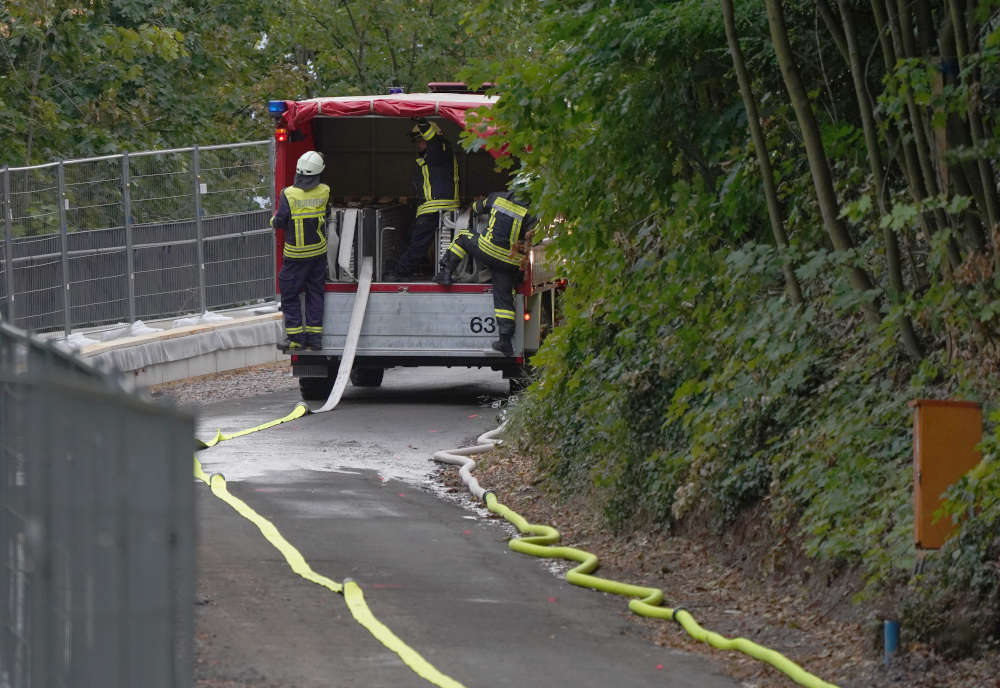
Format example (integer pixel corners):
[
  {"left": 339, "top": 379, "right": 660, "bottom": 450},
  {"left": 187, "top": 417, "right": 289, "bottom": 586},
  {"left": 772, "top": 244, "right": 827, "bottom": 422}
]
[
  {"left": 385, "top": 118, "right": 459, "bottom": 281},
  {"left": 436, "top": 190, "right": 538, "bottom": 355},
  {"left": 273, "top": 150, "right": 331, "bottom": 351}
]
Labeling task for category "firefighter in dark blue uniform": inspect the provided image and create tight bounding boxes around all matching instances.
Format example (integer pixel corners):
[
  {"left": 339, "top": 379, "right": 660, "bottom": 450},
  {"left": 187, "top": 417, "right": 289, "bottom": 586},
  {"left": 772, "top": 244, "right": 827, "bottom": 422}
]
[
  {"left": 435, "top": 191, "right": 538, "bottom": 355},
  {"left": 385, "top": 118, "right": 459, "bottom": 281},
  {"left": 272, "top": 150, "right": 331, "bottom": 350}
]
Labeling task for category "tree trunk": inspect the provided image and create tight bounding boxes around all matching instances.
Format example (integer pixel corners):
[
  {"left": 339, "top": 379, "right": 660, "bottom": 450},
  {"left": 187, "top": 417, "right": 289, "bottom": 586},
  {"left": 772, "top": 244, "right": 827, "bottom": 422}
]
[
  {"left": 721, "top": 0, "right": 803, "bottom": 306},
  {"left": 765, "top": 0, "right": 882, "bottom": 327},
  {"left": 837, "top": 0, "right": 923, "bottom": 359},
  {"left": 948, "top": 0, "right": 1000, "bottom": 272},
  {"left": 816, "top": 0, "right": 850, "bottom": 68},
  {"left": 884, "top": 0, "right": 964, "bottom": 270}
]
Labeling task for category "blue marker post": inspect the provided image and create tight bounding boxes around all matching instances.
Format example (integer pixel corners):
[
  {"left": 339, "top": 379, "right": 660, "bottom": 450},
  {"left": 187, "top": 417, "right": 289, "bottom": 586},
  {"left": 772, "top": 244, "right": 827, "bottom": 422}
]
[{"left": 884, "top": 619, "right": 900, "bottom": 667}]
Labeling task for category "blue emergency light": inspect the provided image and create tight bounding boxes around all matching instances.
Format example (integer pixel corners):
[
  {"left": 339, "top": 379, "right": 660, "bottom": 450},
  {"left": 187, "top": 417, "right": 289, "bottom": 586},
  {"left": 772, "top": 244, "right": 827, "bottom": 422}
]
[{"left": 268, "top": 100, "right": 288, "bottom": 115}]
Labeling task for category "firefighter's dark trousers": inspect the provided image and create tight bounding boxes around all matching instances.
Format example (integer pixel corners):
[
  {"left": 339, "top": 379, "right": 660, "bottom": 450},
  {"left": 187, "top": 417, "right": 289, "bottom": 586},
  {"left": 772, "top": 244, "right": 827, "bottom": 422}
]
[
  {"left": 279, "top": 255, "right": 326, "bottom": 345},
  {"left": 442, "top": 234, "right": 520, "bottom": 338},
  {"left": 394, "top": 211, "right": 439, "bottom": 276}
]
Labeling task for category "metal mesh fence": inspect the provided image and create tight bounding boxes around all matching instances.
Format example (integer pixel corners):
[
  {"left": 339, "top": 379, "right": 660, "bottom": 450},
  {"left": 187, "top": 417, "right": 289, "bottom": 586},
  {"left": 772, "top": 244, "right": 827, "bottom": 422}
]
[
  {"left": 1, "top": 141, "right": 275, "bottom": 333},
  {"left": 6, "top": 165, "right": 64, "bottom": 331},
  {"left": 0, "top": 321, "right": 194, "bottom": 688},
  {"left": 64, "top": 157, "right": 129, "bottom": 328},
  {"left": 197, "top": 144, "right": 271, "bottom": 219},
  {"left": 203, "top": 212, "right": 274, "bottom": 309},
  {"left": 129, "top": 150, "right": 196, "bottom": 226}
]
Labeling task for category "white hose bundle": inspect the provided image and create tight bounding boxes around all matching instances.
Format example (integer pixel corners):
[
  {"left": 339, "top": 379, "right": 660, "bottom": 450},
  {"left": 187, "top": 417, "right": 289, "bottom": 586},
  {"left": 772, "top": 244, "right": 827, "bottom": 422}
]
[
  {"left": 431, "top": 425, "right": 505, "bottom": 501},
  {"left": 314, "top": 256, "right": 373, "bottom": 414}
]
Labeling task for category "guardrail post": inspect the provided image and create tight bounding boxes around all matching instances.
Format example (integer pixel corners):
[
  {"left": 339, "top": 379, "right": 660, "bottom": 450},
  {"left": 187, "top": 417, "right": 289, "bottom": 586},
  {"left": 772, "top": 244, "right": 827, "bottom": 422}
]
[
  {"left": 192, "top": 145, "right": 207, "bottom": 314},
  {"left": 122, "top": 152, "right": 136, "bottom": 325},
  {"left": 57, "top": 160, "right": 72, "bottom": 336},
  {"left": 2, "top": 165, "right": 13, "bottom": 323}
]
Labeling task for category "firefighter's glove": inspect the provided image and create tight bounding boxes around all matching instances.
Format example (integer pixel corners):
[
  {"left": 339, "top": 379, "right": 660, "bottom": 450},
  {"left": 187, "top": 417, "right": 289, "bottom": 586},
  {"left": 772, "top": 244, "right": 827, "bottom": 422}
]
[{"left": 509, "top": 241, "right": 530, "bottom": 270}]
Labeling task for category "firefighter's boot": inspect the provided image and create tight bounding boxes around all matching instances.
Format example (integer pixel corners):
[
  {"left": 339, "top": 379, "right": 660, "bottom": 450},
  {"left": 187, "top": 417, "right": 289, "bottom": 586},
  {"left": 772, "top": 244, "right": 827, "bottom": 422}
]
[
  {"left": 306, "top": 335, "right": 323, "bottom": 351},
  {"left": 435, "top": 255, "right": 457, "bottom": 286},
  {"left": 491, "top": 334, "right": 513, "bottom": 356},
  {"left": 281, "top": 337, "right": 304, "bottom": 352}
]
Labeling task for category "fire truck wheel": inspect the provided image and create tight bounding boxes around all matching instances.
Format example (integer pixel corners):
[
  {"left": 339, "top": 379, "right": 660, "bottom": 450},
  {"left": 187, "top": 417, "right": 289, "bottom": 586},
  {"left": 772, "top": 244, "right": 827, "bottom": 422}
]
[
  {"left": 349, "top": 367, "right": 384, "bottom": 387},
  {"left": 507, "top": 360, "right": 534, "bottom": 395},
  {"left": 299, "top": 376, "right": 335, "bottom": 401}
]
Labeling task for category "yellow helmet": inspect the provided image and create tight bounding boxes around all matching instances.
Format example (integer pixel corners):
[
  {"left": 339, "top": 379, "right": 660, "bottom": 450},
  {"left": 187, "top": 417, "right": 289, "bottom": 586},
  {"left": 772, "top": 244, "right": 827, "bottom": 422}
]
[{"left": 410, "top": 119, "right": 441, "bottom": 141}]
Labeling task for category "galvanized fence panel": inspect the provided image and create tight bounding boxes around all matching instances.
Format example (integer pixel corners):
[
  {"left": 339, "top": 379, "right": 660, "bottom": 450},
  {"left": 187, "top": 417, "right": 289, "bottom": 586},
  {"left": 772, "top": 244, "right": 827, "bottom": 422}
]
[
  {"left": 197, "top": 143, "right": 274, "bottom": 310},
  {"left": 7, "top": 164, "right": 64, "bottom": 331},
  {"left": 64, "top": 157, "right": 130, "bottom": 328},
  {"left": 1, "top": 142, "right": 275, "bottom": 333},
  {"left": 1, "top": 169, "right": 9, "bottom": 318},
  {"left": 132, "top": 148, "right": 204, "bottom": 324},
  {"left": 203, "top": 210, "right": 274, "bottom": 310},
  {"left": 0, "top": 321, "right": 194, "bottom": 688}
]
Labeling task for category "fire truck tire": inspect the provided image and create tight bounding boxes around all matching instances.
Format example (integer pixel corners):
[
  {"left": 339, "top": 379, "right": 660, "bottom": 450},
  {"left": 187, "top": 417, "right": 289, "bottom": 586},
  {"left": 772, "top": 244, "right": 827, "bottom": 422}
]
[
  {"left": 349, "top": 367, "right": 384, "bottom": 387},
  {"left": 509, "top": 376, "right": 529, "bottom": 395},
  {"left": 299, "top": 376, "right": 336, "bottom": 401},
  {"left": 508, "top": 362, "right": 534, "bottom": 394}
]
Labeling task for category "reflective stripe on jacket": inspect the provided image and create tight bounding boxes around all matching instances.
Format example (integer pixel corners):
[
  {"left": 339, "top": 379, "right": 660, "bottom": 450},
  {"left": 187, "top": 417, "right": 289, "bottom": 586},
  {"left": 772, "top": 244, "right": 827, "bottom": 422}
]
[
  {"left": 272, "top": 183, "right": 331, "bottom": 259},
  {"left": 472, "top": 192, "right": 535, "bottom": 267},
  {"left": 414, "top": 130, "right": 459, "bottom": 216}
]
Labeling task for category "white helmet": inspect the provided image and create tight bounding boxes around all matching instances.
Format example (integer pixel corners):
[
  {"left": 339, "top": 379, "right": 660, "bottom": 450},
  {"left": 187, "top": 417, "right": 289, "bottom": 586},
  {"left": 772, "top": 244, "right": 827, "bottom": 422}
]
[{"left": 296, "top": 150, "right": 325, "bottom": 175}]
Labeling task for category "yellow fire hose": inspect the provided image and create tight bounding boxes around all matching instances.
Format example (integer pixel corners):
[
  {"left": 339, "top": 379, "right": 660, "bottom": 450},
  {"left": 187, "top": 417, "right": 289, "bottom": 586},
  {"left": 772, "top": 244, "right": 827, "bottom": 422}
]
[
  {"left": 195, "top": 409, "right": 840, "bottom": 688},
  {"left": 192, "top": 257, "right": 466, "bottom": 688},
  {"left": 434, "top": 430, "right": 840, "bottom": 688},
  {"left": 194, "top": 427, "right": 466, "bottom": 688},
  {"left": 191, "top": 253, "right": 838, "bottom": 687}
]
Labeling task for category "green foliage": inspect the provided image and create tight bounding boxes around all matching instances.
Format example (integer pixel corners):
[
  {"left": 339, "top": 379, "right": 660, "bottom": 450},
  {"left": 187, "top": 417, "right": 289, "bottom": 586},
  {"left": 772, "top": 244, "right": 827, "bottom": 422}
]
[
  {"left": 258, "top": 0, "right": 501, "bottom": 99},
  {"left": 477, "top": 0, "right": 1000, "bottom": 655},
  {"left": 0, "top": 0, "right": 498, "bottom": 165},
  {"left": 0, "top": 0, "right": 280, "bottom": 164}
]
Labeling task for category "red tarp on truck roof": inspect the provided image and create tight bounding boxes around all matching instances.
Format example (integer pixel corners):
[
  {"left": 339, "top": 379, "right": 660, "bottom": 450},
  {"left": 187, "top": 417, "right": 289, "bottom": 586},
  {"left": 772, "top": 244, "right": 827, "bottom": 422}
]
[{"left": 281, "top": 92, "right": 497, "bottom": 132}]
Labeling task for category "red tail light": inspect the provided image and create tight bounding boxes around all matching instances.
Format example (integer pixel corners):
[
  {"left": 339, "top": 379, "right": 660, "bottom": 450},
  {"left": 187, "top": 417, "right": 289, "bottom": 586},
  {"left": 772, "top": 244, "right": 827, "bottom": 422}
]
[{"left": 275, "top": 127, "right": 288, "bottom": 142}]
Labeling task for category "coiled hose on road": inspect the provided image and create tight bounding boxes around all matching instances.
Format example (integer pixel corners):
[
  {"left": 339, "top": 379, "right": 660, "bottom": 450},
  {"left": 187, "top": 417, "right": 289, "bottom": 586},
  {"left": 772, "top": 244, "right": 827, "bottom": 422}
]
[{"left": 433, "top": 427, "right": 841, "bottom": 688}]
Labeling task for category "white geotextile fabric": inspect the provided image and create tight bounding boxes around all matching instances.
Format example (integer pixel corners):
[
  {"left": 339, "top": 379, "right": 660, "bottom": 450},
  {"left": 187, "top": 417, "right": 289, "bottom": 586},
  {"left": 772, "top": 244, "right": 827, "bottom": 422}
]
[
  {"left": 173, "top": 311, "right": 233, "bottom": 328},
  {"left": 98, "top": 319, "right": 160, "bottom": 342},
  {"left": 87, "top": 319, "right": 283, "bottom": 372}
]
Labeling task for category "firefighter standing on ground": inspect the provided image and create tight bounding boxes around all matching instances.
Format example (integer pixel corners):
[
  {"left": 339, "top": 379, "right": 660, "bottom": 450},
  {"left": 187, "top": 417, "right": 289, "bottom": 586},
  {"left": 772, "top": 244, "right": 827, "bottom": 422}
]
[
  {"left": 386, "top": 118, "right": 459, "bottom": 280},
  {"left": 436, "top": 190, "right": 538, "bottom": 355},
  {"left": 273, "top": 150, "right": 331, "bottom": 350}
]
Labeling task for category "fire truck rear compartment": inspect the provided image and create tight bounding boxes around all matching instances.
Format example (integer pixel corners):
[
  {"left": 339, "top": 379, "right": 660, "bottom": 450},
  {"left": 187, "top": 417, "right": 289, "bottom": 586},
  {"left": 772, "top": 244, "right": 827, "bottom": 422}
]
[{"left": 285, "top": 113, "right": 549, "bottom": 398}]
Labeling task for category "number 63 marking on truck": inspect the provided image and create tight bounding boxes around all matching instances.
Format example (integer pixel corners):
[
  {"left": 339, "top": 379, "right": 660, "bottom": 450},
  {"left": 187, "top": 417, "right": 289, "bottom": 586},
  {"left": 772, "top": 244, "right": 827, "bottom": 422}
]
[{"left": 469, "top": 316, "right": 497, "bottom": 334}]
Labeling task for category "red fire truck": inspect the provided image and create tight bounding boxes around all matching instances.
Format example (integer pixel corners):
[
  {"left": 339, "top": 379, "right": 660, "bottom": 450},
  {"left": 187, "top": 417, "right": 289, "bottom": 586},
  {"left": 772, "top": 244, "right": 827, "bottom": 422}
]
[{"left": 268, "top": 84, "right": 561, "bottom": 400}]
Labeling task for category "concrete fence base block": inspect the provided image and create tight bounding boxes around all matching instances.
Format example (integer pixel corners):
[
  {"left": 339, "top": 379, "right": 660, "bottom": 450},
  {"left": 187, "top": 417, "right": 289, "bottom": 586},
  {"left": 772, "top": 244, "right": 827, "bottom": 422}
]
[{"left": 82, "top": 311, "right": 287, "bottom": 388}]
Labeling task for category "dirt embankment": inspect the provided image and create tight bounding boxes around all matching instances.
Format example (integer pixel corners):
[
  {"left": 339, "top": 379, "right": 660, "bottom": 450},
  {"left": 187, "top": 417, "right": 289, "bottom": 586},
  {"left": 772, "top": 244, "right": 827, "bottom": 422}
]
[{"left": 437, "top": 444, "right": 999, "bottom": 688}]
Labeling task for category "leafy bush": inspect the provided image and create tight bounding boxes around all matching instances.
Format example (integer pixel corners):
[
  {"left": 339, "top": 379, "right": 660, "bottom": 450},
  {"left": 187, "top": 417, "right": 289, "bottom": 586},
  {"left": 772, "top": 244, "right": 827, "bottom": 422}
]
[{"left": 472, "top": 0, "right": 1000, "bottom": 655}]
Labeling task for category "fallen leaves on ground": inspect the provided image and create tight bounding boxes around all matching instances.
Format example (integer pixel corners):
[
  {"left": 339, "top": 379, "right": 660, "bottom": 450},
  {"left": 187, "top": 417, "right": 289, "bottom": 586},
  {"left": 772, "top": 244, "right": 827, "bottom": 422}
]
[{"left": 435, "top": 445, "right": 999, "bottom": 688}]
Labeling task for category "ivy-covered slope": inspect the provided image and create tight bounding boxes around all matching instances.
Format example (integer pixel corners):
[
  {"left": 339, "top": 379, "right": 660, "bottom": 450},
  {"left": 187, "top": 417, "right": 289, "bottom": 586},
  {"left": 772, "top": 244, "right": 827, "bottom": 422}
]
[{"left": 462, "top": 0, "right": 1000, "bottom": 654}]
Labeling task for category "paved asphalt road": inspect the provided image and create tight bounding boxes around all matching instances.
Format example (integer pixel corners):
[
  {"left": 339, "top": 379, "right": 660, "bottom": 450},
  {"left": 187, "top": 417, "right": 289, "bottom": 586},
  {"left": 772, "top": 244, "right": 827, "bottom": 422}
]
[{"left": 192, "top": 367, "right": 738, "bottom": 688}]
